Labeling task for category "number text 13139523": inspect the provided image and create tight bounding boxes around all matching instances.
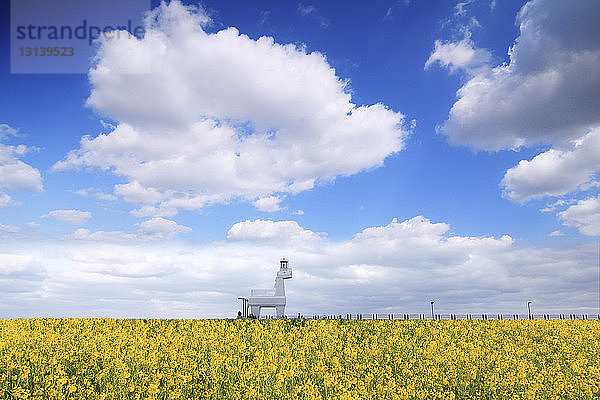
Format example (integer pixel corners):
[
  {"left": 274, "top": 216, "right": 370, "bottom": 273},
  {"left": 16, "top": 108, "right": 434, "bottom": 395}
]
[{"left": 19, "top": 47, "right": 74, "bottom": 56}]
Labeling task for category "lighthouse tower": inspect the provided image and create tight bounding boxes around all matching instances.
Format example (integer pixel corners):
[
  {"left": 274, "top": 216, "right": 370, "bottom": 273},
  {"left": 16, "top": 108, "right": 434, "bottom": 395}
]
[{"left": 246, "top": 259, "right": 293, "bottom": 318}]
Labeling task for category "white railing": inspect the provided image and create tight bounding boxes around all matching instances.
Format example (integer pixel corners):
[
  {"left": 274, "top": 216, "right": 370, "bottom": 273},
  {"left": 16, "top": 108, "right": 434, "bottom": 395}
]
[{"left": 251, "top": 289, "right": 276, "bottom": 297}]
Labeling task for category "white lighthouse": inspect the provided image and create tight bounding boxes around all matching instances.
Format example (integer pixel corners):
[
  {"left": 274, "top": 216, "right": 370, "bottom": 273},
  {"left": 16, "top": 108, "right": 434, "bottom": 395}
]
[{"left": 245, "top": 259, "right": 292, "bottom": 318}]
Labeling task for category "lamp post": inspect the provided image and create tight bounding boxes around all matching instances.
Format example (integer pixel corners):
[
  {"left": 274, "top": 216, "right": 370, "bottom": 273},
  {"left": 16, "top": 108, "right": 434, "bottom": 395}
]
[
  {"left": 527, "top": 301, "right": 532, "bottom": 320},
  {"left": 430, "top": 301, "right": 435, "bottom": 320}
]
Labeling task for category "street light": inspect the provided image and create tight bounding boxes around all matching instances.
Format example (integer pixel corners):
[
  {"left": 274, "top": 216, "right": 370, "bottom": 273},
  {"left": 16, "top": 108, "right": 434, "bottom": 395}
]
[
  {"left": 431, "top": 301, "right": 435, "bottom": 320},
  {"left": 527, "top": 301, "right": 532, "bottom": 320}
]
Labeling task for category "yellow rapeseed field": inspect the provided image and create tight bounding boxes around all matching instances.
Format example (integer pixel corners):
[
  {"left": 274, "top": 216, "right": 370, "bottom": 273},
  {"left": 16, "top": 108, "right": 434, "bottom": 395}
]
[{"left": 0, "top": 319, "right": 599, "bottom": 399}]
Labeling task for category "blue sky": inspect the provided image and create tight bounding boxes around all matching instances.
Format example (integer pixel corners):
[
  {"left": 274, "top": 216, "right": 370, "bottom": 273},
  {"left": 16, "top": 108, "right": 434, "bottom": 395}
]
[{"left": 1, "top": 0, "right": 599, "bottom": 318}]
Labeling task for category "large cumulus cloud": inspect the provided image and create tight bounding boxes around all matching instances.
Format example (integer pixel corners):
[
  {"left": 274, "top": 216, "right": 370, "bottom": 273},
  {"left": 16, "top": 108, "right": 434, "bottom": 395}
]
[
  {"left": 429, "top": 0, "right": 600, "bottom": 232},
  {"left": 437, "top": 0, "right": 600, "bottom": 151},
  {"left": 55, "top": 1, "right": 408, "bottom": 214}
]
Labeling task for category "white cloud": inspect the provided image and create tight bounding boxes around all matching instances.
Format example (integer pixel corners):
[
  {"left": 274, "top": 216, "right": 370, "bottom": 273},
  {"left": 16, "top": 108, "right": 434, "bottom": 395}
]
[
  {"left": 55, "top": 1, "right": 408, "bottom": 213},
  {"left": 67, "top": 218, "right": 191, "bottom": 242},
  {"left": 548, "top": 230, "right": 564, "bottom": 237},
  {"left": 227, "top": 219, "right": 324, "bottom": 246},
  {"left": 454, "top": 1, "right": 473, "bottom": 17},
  {"left": 253, "top": 195, "right": 282, "bottom": 212},
  {"left": 558, "top": 195, "right": 600, "bottom": 236},
  {"left": 130, "top": 205, "right": 178, "bottom": 218},
  {"left": 297, "top": 3, "right": 329, "bottom": 28},
  {"left": 338, "top": 216, "right": 513, "bottom": 269},
  {"left": 580, "top": 181, "right": 600, "bottom": 191},
  {"left": 74, "top": 187, "right": 118, "bottom": 202},
  {"left": 0, "top": 161, "right": 42, "bottom": 193},
  {"left": 68, "top": 228, "right": 138, "bottom": 242},
  {"left": 137, "top": 217, "right": 192, "bottom": 239},
  {"left": 0, "top": 124, "right": 19, "bottom": 139},
  {"left": 258, "top": 10, "right": 270, "bottom": 26},
  {"left": 384, "top": 7, "right": 393, "bottom": 21},
  {"left": 501, "top": 128, "right": 600, "bottom": 202},
  {"left": 438, "top": 0, "right": 600, "bottom": 151},
  {"left": 99, "top": 119, "right": 116, "bottom": 130},
  {"left": 425, "top": 38, "right": 490, "bottom": 74},
  {"left": 1, "top": 215, "right": 596, "bottom": 318},
  {"left": 297, "top": 3, "right": 316, "bottom": 16},
  {"left": 0, "top": 124, "right": 43, "bottom": 194},
  {"left": 0, "top": 192, "right": 18, "bottom": 207},
  {"left": 0, "top": 253, "right": 45, "bottom": 280},
  {"left": 539, "top": 199, "right": 575, "bottom": 213},
  {"left": 94, "top": 192, "right": 119, "bottom": 202},
  {"left": 0, "top": 222, "right": 19, "bottom": 233},
  {"left": 43, "top": 210, "right": 91, "bottom": 226}
]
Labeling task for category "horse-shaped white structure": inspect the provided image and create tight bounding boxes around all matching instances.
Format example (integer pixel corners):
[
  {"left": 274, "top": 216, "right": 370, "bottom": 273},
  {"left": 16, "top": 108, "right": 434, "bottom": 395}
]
[{"left": 247, "top": 259, "right": 292, "bottom": 318}]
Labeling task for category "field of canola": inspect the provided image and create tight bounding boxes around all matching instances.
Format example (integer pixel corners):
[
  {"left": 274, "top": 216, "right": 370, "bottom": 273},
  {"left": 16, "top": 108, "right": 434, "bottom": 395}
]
[{"left": 1, "top": 318, "right": 599, "bottom": 399}]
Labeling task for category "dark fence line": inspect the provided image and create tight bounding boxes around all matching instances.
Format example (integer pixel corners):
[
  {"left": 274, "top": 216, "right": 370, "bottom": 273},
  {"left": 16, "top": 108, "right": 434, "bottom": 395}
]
[{"left": 253, "top": 313, "right": 600, "bottom": 320}]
